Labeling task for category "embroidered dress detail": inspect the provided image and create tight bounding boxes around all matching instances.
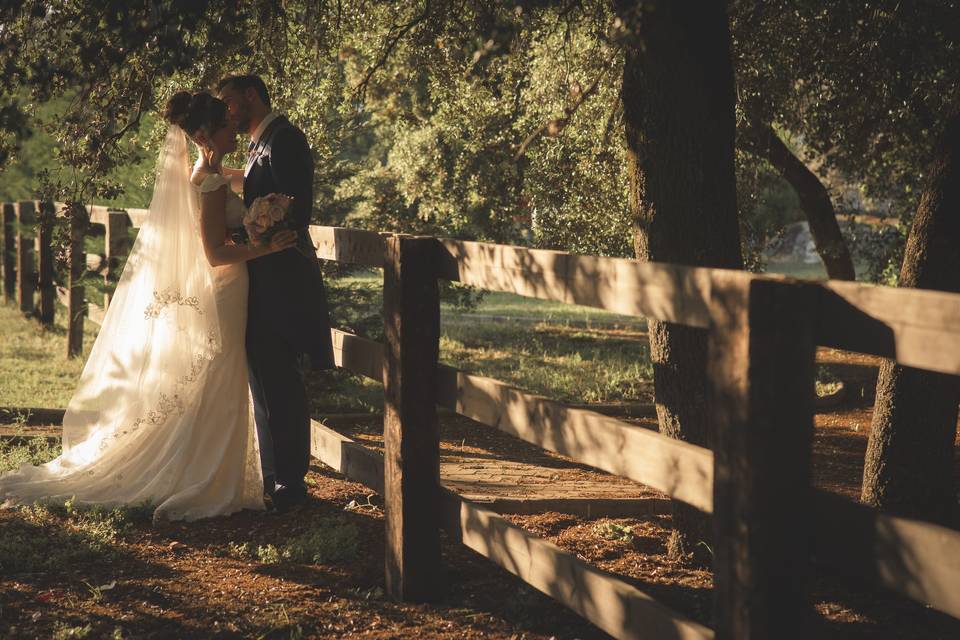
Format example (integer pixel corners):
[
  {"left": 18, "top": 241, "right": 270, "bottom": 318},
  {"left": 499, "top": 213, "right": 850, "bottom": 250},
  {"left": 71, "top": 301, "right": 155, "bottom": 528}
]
[{"left": 144, "top": 288, "right": 204, "bottom": 319}]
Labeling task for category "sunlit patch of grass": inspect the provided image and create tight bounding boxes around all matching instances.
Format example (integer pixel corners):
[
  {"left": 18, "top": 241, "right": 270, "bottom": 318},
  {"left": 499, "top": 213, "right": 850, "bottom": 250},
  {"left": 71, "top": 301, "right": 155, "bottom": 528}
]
[
  {"left": 0, "top": 499, "right": 136, "bottom": 574},
  {"left": 440, "top": 322, "right": 653, "bottom": 404},
  {"left": 0, "top": 432, "right": 62, "bottom": 473},
  {"left": 0, "top": 303, "right": 99, "bottom": 407},
  {"left": 225, "top": 519, "right": 359, "bottom": 566}
]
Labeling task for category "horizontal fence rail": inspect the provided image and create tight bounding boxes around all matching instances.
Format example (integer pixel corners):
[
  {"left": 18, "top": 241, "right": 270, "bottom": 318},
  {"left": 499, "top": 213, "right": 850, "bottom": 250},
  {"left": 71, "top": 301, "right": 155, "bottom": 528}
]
[{"left": 5, "top": 212, "right": 960, "bottom": 639}]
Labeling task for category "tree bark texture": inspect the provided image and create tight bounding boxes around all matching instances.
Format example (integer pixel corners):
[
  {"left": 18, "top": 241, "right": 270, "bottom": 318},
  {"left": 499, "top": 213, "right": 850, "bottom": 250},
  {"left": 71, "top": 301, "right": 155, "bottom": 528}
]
[
  {"left": 745, "top": 121, "right": 856, "bottom": 280},
  {"left": 861, "top": 113, "right": 960, "bottom": 526},
  {"left": 617, "top": 0, "right": 743, "bottom": 562}
]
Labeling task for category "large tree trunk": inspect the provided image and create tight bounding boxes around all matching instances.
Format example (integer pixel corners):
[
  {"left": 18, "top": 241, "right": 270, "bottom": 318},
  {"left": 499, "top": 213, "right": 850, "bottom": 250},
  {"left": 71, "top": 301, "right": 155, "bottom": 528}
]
[
  {"left": 744, "top": 121, "right": 856, "bottom": 280},
  {"left": 861, "top": 112, "right": 960, "bottom": 526},
  {"left": 616, "top": 0, "right": 743, "bottom": 564}
]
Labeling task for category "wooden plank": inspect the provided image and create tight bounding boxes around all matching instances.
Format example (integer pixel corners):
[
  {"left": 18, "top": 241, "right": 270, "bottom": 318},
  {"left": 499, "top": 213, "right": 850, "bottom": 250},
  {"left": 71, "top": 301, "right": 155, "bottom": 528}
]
[
  {"left": 123, "top": 208, "right": 147, "bottom": 228},
  {"left": 441, "top": 490, "right": 714, "bottom": 640},
  {"left": 708, "top": 274, "right": 818, "bottom": 639},
  {"left": 53, "top": 203, "right": 142, "bottom": 228},
  {"left": 330, "top": 328, "right": 384, "bottom": 381},
  {"left": 382, "top": 235, "right": 442, "bottom": 601},
  {"left": 15, "top": 201, "right": 36, "bottom": 314},
  {"left": 3, "top": 203, "right": 16, "bottom": 303},
  {"left": 86, "top": 204, "right": 110, "bottom": 226},
  {"left": 817, "top": 281, "right": 960, "bottom": 375},
  {"left": 104, "top": 210, "right": 130, "bottom": 308},
  {"left": 36, "top": 201, "right": 55, "bottom": 325},
  {"left": 309, "top": 419, "right": 385, "bottom": 495},
  {"left": 813, "top": 490, "right": 960, "bottom": 620},
  {"left": 437, "top": 239, "right": 716, "bottom": 327},
  {"left": 436, "top": 365, "right": 713, "bottom": 513},
  {"left": 327, "top": 327, "right": 711, "bottom": 511},
  {"left": 309, "top": 226, "right": 386, "bottom": 268}
]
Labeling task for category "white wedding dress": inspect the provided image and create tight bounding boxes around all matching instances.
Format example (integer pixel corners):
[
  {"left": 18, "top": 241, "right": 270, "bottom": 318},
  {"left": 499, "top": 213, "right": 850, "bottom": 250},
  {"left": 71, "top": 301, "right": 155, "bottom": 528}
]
[{"left": 0, "top": 128, "right": 264, "bottom": 521}]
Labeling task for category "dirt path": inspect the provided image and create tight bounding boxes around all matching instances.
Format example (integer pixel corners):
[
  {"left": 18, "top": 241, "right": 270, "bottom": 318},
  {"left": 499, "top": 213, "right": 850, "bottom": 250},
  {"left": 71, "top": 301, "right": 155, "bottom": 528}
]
[{"left": 3, "top": 347, "right": 960, "bottom": 638}]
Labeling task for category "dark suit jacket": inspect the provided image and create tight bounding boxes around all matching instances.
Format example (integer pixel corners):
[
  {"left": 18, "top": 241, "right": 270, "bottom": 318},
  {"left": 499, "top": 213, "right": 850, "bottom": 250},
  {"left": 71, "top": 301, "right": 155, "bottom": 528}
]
[{"left": 244, "top": 115, "right": 334, "bottom": 368}]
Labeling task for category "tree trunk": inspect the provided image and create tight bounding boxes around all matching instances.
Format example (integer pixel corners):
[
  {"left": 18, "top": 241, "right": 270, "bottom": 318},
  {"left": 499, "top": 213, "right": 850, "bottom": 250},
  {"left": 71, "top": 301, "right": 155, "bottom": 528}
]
[
  {"left": 745, "top": 121, "right": 856, "bottom": 280},
  {"left": 861, "top": 112, "right": 960, "bottom": 526},
  {"left": 617, "top": 0, "right": 743, "bottom": 564}
]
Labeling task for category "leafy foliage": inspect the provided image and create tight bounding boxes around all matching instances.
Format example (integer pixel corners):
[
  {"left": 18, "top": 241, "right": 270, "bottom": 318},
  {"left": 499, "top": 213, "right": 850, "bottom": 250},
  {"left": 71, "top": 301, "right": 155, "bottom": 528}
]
[{"left": 1, "top": 1, "right": 958, "bottom": 276}]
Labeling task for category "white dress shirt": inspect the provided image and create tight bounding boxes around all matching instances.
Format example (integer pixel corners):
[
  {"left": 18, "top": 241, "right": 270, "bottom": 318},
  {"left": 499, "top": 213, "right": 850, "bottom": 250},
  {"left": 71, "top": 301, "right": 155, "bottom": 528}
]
[{"left": 251, "top": 111, "right": 279, "bottom": 145}]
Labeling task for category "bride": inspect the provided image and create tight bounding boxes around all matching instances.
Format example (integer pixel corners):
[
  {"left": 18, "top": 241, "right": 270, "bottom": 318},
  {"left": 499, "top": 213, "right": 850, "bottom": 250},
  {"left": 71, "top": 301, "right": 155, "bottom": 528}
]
[{"left": 0, "top": 91, "right": 296, "bottom": 521}]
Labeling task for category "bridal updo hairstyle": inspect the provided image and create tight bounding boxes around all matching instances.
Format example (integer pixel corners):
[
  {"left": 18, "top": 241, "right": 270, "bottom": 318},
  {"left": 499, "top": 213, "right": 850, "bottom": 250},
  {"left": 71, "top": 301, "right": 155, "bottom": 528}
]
[{"left": 163, "top": 91, "right": 229, "bottom": 137}]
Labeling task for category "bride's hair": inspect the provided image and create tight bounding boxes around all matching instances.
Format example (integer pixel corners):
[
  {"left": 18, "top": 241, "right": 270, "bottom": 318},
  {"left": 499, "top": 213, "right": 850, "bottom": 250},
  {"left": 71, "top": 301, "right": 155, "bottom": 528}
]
[{"left": 163, "top": 91, "right": 228, "bottom": 136}]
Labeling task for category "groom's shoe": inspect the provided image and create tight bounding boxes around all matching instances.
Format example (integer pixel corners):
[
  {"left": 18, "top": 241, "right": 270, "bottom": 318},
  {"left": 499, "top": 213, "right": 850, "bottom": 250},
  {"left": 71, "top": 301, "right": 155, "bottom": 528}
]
[
  {"left": 272, "top": 483, "right": 308, "bottom": 512},
  {"left": 263, "top": 474, "right": 277, "bottom": 497}
]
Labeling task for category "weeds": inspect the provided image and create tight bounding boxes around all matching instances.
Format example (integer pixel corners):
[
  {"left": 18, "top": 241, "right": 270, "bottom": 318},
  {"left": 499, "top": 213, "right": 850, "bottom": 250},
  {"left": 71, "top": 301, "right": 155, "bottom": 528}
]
[
  {"left": 593, "top": 521, "right": 636, "bottom": 543},
  {"left": 0, "top": 498, "right": 147, "bottom": 574},
  {"left": 0, "top": 432, "right": 62, "bottom": 473},
  {"left": 226, "top": 518, "right": 360, "bottom": 566}
]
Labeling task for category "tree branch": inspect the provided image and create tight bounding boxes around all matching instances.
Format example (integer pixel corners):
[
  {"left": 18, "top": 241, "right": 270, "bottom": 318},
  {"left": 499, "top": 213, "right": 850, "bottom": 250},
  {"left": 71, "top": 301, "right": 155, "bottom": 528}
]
[
  {"left": 353, "top": 0, "right": 431, "bottom": 102},
  {"left": 513, "top": 54, "right": 614, "bottom": 161}
]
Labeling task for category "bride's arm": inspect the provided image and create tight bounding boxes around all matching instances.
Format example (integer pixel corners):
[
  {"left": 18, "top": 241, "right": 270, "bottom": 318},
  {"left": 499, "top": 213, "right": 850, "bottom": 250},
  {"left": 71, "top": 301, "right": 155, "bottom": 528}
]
[
  {"left": 221, "top": 166, "right": 245, "bottom": 193},
  {"left": 199, "top": 186, "right": 295, "bottom": 266}
]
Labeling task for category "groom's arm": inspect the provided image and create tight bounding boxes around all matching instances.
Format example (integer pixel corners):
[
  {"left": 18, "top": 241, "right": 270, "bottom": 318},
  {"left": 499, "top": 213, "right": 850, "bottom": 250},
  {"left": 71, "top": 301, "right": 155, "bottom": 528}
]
[{"left": 269, "top": 127, "right": 314, "bottom": 229}]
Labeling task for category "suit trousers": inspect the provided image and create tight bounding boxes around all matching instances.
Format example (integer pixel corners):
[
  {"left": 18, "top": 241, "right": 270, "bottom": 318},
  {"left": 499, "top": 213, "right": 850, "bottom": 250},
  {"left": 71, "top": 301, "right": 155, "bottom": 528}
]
[{"left": 247, "top": 331, "right": 311, "bottom": 490}]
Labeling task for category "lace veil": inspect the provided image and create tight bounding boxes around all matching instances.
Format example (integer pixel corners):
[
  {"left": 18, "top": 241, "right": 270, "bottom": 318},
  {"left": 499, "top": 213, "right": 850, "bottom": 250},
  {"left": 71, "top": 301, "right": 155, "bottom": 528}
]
[{"left": 56, "top": 125, "right": 223, "bottom": 466}]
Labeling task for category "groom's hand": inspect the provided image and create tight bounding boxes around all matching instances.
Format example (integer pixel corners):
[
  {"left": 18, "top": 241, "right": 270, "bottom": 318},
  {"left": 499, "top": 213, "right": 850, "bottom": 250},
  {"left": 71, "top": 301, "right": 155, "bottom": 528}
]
[{"left": 268, "top": 229, "right": 298, "bottom": 253}]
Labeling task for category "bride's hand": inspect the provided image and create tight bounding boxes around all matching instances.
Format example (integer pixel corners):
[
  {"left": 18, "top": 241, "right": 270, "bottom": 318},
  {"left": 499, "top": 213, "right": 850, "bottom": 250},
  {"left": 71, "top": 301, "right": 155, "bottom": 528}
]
[
  {"left": 193, "top": 136, "right": 222, "bottom": 172},
  {"left": 267, "top": 229, "right": 298, "bottom": 253}
]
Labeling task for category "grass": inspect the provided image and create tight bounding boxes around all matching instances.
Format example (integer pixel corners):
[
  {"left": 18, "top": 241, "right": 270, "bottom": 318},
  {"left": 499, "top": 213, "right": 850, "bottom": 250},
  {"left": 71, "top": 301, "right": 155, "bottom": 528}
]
[
  {"left": 224, "top": 518, "right": 359, "bottom": 565},
  {"left": 0, "top": 496, "right": 151, "bottom": 575},
  {"left": 441, "top": 321, "right": 651, "bottom": 404},
  {"left": 339, "top": 269, "right": 647, "bottom": 327},
  {"left": 1, "top": 265, "right": 655, "bottom": 418},
  {"left": 0, "top": 303, "right": 98, "bottom": 407}
]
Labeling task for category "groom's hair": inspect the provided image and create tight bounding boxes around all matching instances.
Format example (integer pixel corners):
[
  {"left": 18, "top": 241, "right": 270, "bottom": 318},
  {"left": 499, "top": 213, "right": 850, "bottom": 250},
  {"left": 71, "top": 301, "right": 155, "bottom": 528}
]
[{"left": 217, "top": 75, "right": 271, "bottom": 109}]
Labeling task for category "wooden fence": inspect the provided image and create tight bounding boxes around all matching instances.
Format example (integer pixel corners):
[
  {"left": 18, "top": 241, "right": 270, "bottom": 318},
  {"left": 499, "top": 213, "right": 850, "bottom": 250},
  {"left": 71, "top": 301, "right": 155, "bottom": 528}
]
[
  {"left": 0, "top": 201, "right": 146, "bottom": 356},
  {"left": 3, "top": 203, "right": 960, "bottom": 639}
]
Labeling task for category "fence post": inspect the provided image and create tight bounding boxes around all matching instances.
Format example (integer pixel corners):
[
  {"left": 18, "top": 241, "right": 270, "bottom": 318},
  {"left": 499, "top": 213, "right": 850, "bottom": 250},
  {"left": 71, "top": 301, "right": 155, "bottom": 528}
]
[
  {"left": 2, "top": 203, "right": 15, "bottom": 304},
  {"left": 708, "top": 275, "right": 818, "bottom": 640},
  {"left": 36, "top": 201, "right": 56, "bottom": 325},
  {"left": 104, "top": 209, "right": 130, "bottom": 309},
  {"left": 382, "top": 234, "right": 442, "bottom": 601},
  {"left": 16, "top": 200, "right": 36, "bottom": 314},
  {"left": 66, "top": 207, "right": 87, "bottom": 357}
]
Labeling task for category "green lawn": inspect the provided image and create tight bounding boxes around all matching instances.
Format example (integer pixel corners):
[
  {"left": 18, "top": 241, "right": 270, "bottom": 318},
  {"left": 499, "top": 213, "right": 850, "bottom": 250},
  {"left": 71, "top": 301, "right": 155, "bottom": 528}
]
[
  {"left": 1, "top": 271, "right": 655, "bottom": 414},
  {"left": 0, "top": 303, "right": 98, "bottom": 408},
  {"left": 339, "top": 269, "right": 647, "bottom": 327}
]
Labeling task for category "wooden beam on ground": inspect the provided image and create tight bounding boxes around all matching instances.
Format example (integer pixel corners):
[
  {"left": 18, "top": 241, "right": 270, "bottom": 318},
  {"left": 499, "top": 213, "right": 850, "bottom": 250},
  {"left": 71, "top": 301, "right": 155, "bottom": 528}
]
[
  {"left": 812, "top": 490, "right": 960, "bottom": 620},
  {"left": 708, "top": 275, "right": 818, "bottom": 639},
  {"left": 309, "top": 226, "right": 386, "bottom": 268},
  {"left": 436, "top": 365, "right": 713, "bottom": 513},
  {"left": 382, "top": 235, "right": 442, "bottom": 601},
  {"left": 2, "top": 203, "right": 16, "bottom": 304},
  {"left": 15, "top": 201, "right": 36, "bottom": 314},
  {"left": 437, "top": 239, "right": 717, "bottom": 328},
  {"left": 441, "top": 489, "right": 714, "bottom": 640},
  {"left": 0, "top": 407, "right": 66, "bottom": 425},
  {"left": 817, "top": 281, "right": 960, "bottom": 375},
  {"left": 310, "top": 419, "right": 385, "bottom": 494}
]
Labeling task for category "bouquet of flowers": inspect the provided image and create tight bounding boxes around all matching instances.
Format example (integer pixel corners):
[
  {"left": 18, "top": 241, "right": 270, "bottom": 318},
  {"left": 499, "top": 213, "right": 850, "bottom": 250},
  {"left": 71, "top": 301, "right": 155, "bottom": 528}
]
[{"left": 243, "top": 193, "right": 293, "bottom": 246}]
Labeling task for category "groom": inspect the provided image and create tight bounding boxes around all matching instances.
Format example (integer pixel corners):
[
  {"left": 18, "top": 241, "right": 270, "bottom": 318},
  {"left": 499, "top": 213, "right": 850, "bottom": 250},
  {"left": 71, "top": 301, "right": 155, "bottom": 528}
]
[{"left": 217, "top": 74, "right": 335, "bottom": 510}]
